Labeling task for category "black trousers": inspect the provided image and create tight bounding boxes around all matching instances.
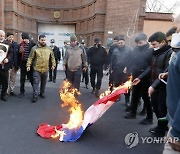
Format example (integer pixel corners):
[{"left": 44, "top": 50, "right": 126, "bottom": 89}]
[
  {"left": 49, "top": 61, "right": 58, "bottom": 80},
  {"left": 151, "top": 88, "right": 167, "bottom": 119},
  {"left": 130, "top": 80, "right": 153, "bottom": 119},
  {"left": 66, "top": 68, "right": 82, "bottom": 90},
  {"left": 0, "top": 69, "right": 8, "bottom": 96},
  {"left": 20, "top": 61, "right": 33, "bottom": 93},
  {"left": 82, "top": 68, "right": 89, "bottom": 85},
  {"left": 90, "top": 65, "right": 103, "bottom": 90}
]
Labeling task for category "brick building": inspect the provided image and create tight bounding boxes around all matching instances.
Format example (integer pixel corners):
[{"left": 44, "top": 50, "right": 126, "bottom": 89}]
[{"left": 0, "top": 0, "right": 146, "bottom": 46}]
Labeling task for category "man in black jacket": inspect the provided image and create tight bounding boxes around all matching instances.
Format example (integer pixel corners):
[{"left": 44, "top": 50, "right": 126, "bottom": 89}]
[
  {"left": 5, "top": 32, "right": 20, "bottom": 96},
  {"left": 19, "top": 32, "right": 36, "bottom": 98},
  {"left": 0, "top": 30, "right": 13, "bottom": 101},
  {"left": 110, "top": 35, "right": 132, "bottom": 105},
  {"left": 88, "top": 38, "right": 108, "bottom": 97},
  {"left": 49, "top": 39, "right": 60, "bottom": 83},
  {"left": 125, "top": 33, "right": 153, "bottom": 126},
  {"left": 133, "top": 32, "right": 172, "bottom": 136}
]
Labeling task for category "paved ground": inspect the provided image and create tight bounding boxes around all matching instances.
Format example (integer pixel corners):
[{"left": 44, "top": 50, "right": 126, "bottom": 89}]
[{"left": 0, "top": 71, "right": 165, "bottom": 154}]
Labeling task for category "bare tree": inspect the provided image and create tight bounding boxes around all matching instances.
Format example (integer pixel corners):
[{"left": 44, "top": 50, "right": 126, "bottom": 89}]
[{"left": 146, "top": 0, "right": 180, "bottom": 13}]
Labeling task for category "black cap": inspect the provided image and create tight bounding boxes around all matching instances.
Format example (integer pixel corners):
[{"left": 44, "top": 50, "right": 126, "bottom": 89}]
[
  {"left": 114, "top": 36, "right": 120, "bottom": 41},
  {"left": 6, "top": 32, "right": 14, "bottom": 37},
  {"left": 51, "top": 39, "right": 55, "bottom": 43},
  {"left": 119, "top": 35, "right": 125, "bottom": 41},
  {"left": 94, "top": 38, "right": 100, "bottom": 43},
  {"left": 21, "top": 32, "right": 29, "bottom": 39}
]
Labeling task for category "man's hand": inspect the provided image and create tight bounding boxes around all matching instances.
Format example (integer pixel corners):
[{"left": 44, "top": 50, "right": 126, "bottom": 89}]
[
  {"left": 51, "top": 66, "right": 55, "bottom": 70},
  {"left": 27, "top": 67, "right": 30, "bottom": 71},
  {"left": 82, "top": 67, "right": 87, "bottom": 72},
  {"left": 168, "top": 137, "right": 180, "bottom": 152},
  {"left": 148, "top": 86, "right": 155, "bottom": 97},
  {"left": 3, "top": 58, "right": 9, "bottom": 64},
  {"left": 123, "top": 67, "right": 127, "bottom": 73},
  {"left": 158, "top": 72, "right": 168, "bottom": 80},
  {"left": 132, "top": 78, "right": 141, "bottom": 85}
]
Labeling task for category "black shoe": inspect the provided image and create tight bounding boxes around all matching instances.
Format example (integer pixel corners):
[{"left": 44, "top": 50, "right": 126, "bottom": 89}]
[
  {"left": 95, "top": 89, "right": 99, "bottom": 98},
  {"left": 85, "top": 85, "right": 88, "bottom": 89},
  {"left": 151, "top": 129, "right": 166, "bottom": 137},
  {"left": 1, "top": 95, "right": 8, "bottom": 101},
  {"left": 125, "top": 113, "right": 136, "bottom": 119},
  {"left": 40, "top": 93, "right": 45, "bottom": 98},
  {"left": 149, "top": 126, "right": 158, "bottom": 133},
  {"left": 10, "top": 92, "right": 17, "bottom": 97},
  {"left": 32, "top": 96, "right": 38, "bottom": 103},
  {"left": 125, "top": 106, "right": 131, "bottom": 112},
  {"left": 140, "top": 118, "right": 153, "bottom": 125},
  {"left": 53, "top": 79, "right": 56, "bottom": 83},
  {"left": 48, "top": 79, "right": 52, "bottom": 82},
  {"left": 19, "top": 92, "right": 24, "bottom": 98},
  {"left": 139, "top": 110, "right": 146, "bottom": 116}
]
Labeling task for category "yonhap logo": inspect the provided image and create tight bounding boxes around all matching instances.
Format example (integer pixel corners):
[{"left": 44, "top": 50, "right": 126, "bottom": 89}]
[{"left": 125, "top": 132, "right": 139, "bottom": 148}]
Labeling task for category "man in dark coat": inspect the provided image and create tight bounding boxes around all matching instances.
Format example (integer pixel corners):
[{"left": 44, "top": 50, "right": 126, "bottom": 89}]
[
  {"left": 88, "top": 38, "right": 108, "bottom": 97},
  {"left": 133, "top": 32, "right": 172, "bottom": 136},
  {"left": 49, "top": 39, "right": 61, "bottom": 83},
  {"left": 0, "top": 30, "right": 13, "bottom": 101}
]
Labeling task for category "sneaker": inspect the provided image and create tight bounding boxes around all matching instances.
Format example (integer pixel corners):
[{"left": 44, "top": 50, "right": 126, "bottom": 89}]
[
  {"left": 48, "top": 79, "right": 52, "bottom": 82},
  {"left": 40, "top": 93, "right": 45, "bottom": 98},
  {"left": 140, "top": 118, "right": 153, "bottom": 125},
  {"left": 10, "top": 92, "right": 17, "bottom": 97},
  {"left": 124, "top": 113, "right": 136, "bottom": 119},
  {"left": 19, "top": 92, "right": 24, "bottom": 98},
  {"left": 1, "top": 95, "right": 8, "bottom": 101},
  {"left": 32, "top": 96, "right": 38, "bottom": 103},
  {"left": 149, "top": 126, "right": 158, "bottom": 133}
]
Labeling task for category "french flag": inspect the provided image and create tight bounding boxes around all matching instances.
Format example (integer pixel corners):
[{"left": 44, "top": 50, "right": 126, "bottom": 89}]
[{"left": 37, "top": 86, "right": 128, "bottom": 142}]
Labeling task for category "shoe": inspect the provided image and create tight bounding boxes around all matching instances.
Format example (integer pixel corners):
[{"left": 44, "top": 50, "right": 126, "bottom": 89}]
[
  {"left": 10, "top": 92, "right": 17, "bottom": 97},
  {"left": 32, "top": 96, "right": 38, "bottom": 103},
  {"left": 48, "top": 79, "right": 52, "bottom": 82},
  {"left": 151, "top": 129, "right": 166, "bottom": 137},
  {"left": 85, "top": 85, "right": 88, "bottom": 89},
  {"left": 140, "top": 118, "right": 153, "bottom": 125},
  {"left": 95, "top": 89, "right": 99, "bottom": 98},
  {"left": 1, "top": 95, "right": 8, "bottom": 101},
  {"left": 53, "top": 79, "right": 56, "bottom": 83},
  {"left": 149, "top": 126, "right": 158, "bottom": 133},
  {"left": 19, "top": 92, "right": 24, "bottom": 98},
  {"left": 125, "top": 106, "right": 131, "bottom": 112},
  {"left": 125, "top": 113, "right": 136, "bottom": 119},
  {"left": 91, "top": 88, "right": 95, "bottom": 94},
  {"left": 139, "top": 110, "right": 146, "bottom": 116},
  {"left": 40, "top": 93, "right": 45, "bottom": 98}
]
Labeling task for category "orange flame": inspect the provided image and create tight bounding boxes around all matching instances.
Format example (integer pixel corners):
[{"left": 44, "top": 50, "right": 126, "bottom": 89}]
[
  {"left": 59, "top": 80, "right": 84, "bottom": 129},
  {"left": 100, "top": 75, "right": 132, "bottom": 99}
]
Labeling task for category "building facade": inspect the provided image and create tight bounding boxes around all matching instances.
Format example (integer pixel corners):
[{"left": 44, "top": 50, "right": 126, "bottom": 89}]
[{"left": 0, "top": 0, "right": 146, "bottom": 46}]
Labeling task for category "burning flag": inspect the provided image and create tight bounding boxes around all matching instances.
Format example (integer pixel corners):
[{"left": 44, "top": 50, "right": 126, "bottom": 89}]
[{"left": 37, "top": 77, "right": 132, "bottom": 142}]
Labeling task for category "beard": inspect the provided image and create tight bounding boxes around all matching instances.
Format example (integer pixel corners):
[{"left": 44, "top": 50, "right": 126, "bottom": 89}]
[{"left": 40, "top": 42, "right": 46, "bottom": 47}]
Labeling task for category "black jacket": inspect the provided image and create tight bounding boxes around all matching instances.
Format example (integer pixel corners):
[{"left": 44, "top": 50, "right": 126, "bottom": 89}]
[
  {"left": 139, "top": 44, "right": 172, "bottom": 89},
  {"left": 110, "top": 46, "right": 132, "bottom": 71},
  {"left": 108, "top": 43, "right": 120, "bottom": 65},
  {"left": 10, "top": 41, "right": 20, "bottom": 69},
  {"left": 88, "top": 44, "right": 108, "bottom": 66},
  {"left": 130, "top": 43, "right": 153, "bottom": 79},
  {"left": 50, "top": 45, "right": 61, "bottom": 61},
  {"left": 0, "top": 41, "right": 13, "bottom": 71}
]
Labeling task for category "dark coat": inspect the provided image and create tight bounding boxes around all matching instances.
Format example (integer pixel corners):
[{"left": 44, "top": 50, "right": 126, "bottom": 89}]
[
  {"left": 88, "top": 44, "right": 108, "bottom": 66},
  {"left": 138, "top": 44, "right": 172, "bottom": 89},
  {"left": 11, "top": 41, "right": 20, "bottom": 69},
  {"left": 130, "top": 43, "right": 153, "bottom": 79},
  {"left": 0, "top": 41, "right": 13, "bottom": 71},
  {"left": 50, "top": 45, "right": 61, "bottom": 61}
]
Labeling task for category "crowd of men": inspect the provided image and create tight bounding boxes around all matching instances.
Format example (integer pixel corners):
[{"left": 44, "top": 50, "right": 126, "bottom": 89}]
[{"left": 0, "top": 13, "right": 180, "bottom": 153}]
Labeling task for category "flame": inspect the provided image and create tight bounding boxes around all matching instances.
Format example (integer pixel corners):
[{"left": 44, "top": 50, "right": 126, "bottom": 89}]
[
  {"left": 59, "top": 80, "right": 84, "bottom": 129},
  {"left": 100, "top": 75, "right": 132, "bottom": 99}
]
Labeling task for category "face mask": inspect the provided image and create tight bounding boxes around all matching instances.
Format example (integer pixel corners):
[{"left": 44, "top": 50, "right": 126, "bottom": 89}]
[{"left": 153, "top": 47, "right": 160, "bottom": 51}]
